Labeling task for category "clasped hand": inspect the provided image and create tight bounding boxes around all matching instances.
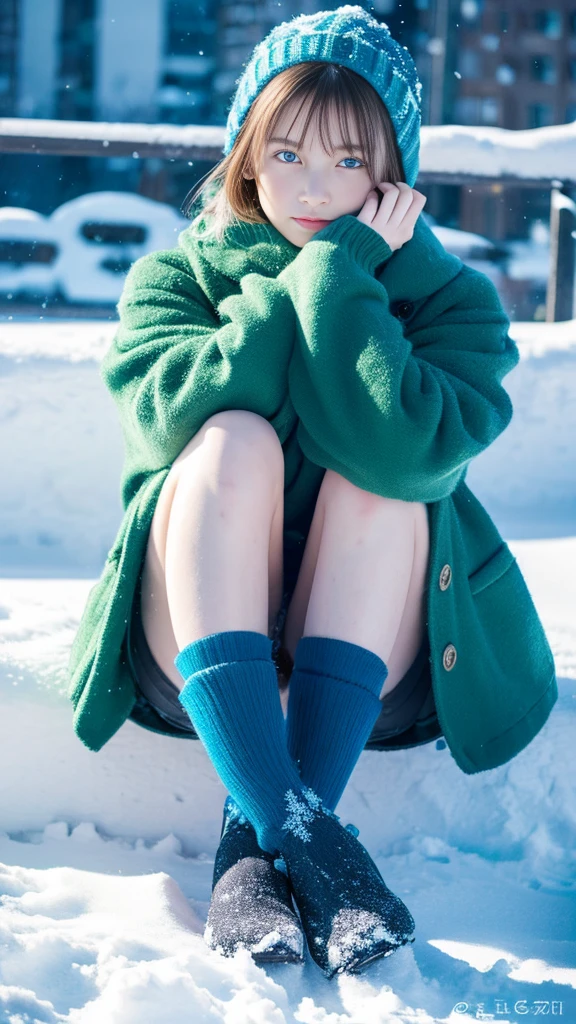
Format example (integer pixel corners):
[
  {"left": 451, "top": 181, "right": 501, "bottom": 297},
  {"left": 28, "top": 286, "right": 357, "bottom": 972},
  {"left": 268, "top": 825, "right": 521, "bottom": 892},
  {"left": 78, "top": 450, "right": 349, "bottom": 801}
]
[{"left": 356, "top": 181, "right": 427, "bottom": 252}]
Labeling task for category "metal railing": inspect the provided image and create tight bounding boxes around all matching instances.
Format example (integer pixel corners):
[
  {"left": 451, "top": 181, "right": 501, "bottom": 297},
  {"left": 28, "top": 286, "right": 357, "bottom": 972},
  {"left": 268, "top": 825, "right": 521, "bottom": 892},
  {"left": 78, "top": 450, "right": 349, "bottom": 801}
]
[{"left": 1, "top": 117, "right": 575, "bottom": 321}]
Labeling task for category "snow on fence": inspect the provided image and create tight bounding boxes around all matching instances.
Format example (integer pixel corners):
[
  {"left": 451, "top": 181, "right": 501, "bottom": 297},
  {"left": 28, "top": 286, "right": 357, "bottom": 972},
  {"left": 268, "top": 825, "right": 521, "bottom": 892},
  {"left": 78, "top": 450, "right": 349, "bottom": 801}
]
[{"left": 1, "top": 116, "right": 576, "bottom": 318}]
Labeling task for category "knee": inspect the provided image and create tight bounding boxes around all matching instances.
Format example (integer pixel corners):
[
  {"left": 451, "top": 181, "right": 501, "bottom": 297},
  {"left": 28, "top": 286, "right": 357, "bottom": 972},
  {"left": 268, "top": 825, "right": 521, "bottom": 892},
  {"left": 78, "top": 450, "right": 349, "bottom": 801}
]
[{"left": 174, "top": 410, "right": 284, "bottom": 491}]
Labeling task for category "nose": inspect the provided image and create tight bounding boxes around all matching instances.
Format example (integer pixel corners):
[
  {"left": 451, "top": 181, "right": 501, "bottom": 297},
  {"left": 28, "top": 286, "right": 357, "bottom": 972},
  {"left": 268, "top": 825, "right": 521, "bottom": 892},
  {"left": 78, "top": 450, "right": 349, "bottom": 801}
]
[{"left": 299, "top": 173, "right": 330, "bottom": 208}]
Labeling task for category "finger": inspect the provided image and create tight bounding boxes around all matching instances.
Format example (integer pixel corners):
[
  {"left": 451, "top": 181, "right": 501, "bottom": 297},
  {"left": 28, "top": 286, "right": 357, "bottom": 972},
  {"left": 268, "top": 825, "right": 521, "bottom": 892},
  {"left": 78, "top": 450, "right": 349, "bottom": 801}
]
[
  {"left": 401, "top": 191, "right": 428, "bottom": 231},
  {"left": 380, "top": 187, "right": 414, "bottom": 227},
  {"left": 378, "top": 181, "right": 409, "bottom": 192},
  {"left": 374, "top": 183, "right": 401, "bottom": 218},
  {"left": 356, "top": 190, "right": 380, "bottom": 224},
  {"left": 377, "top": 182, "right": 400, "bottom": 198},
  {"left": 392, "top": 183, "right": 425, "bottom": 215}
]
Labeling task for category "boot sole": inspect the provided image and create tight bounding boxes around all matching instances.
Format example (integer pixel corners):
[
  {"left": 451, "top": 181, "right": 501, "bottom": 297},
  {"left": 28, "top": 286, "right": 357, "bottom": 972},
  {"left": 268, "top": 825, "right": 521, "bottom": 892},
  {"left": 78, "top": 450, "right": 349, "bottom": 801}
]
[
  {"left": 252, "top": 948, "right": 305, "bottom": 965},
  {"left": 333, "top": 933, "right": 415, "bottom": 977}
]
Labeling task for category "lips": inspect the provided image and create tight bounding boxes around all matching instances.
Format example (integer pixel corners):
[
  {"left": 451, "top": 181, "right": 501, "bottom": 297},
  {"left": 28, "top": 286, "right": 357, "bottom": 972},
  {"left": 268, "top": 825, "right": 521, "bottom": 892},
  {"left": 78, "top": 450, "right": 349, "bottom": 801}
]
[{"left": 293, "top": 217, "right": 332, "bottom": 229}]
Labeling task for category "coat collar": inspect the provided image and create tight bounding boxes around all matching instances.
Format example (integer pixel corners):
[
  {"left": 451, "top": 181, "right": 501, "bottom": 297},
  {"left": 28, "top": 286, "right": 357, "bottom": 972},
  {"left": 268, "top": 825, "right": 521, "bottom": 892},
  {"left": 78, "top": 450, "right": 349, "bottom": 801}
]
[
  {"left": 178, "top": 210, "right": 463, "bottom": 307},
  {"left": 178, "top": 214, "right": 300, "bottom": 308}
]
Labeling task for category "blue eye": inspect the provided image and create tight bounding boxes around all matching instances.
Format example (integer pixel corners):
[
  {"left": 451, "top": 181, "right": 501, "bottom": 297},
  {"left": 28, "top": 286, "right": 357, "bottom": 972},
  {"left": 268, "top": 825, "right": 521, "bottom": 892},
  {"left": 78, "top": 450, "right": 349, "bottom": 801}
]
[
  {"left": 276, "top": 150, "right": 300, "bottom": 163},
  {"left": 274, "top": 150, "right": 364, "bottom": 168}
]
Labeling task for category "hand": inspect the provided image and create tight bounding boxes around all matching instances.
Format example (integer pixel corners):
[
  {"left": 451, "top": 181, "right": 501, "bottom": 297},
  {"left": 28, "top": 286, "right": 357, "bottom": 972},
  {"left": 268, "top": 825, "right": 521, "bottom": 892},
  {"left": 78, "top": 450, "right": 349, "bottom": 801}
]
[{"left": 356, "top": 181, "right": 427, "bottom": 252}]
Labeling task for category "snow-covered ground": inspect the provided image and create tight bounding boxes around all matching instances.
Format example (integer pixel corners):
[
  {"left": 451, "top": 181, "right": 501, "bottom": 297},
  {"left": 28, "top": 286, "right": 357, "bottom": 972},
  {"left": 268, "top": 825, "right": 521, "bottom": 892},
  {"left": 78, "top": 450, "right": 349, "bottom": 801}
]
[{"left": 0, "top": 318, "right": 574, "bottom": 1022}]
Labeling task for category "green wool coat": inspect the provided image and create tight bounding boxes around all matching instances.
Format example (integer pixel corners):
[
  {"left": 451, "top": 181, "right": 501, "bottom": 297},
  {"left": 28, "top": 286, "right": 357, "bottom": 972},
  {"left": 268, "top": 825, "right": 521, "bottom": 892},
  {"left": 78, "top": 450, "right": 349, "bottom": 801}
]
[{"left": 67, "top": 211, "right": 557, "bottom": 773}]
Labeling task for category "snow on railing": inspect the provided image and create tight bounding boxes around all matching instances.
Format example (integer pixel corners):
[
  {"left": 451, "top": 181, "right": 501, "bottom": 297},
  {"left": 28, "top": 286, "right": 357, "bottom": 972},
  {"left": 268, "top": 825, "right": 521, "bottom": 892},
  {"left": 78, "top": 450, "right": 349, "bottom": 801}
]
[
  {"left": 1, "top": 117, "right": 575, "bottom": 319},
  {"left": 419, "top": 121, "right": 576, "bottom": 186}
]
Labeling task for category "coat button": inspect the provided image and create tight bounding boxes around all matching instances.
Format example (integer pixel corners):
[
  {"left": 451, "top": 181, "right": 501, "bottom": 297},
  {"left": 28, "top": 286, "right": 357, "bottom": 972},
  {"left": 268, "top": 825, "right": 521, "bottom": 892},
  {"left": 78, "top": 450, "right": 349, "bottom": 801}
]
[
  {"left": 442, "top": 644, "right": 457, "bottom": 671},
  {"left": 439, "top": 564, "right": 452, "bottom": 590},
  {"left": 395, "top": 299, "right": 414, "bottom": 320}
]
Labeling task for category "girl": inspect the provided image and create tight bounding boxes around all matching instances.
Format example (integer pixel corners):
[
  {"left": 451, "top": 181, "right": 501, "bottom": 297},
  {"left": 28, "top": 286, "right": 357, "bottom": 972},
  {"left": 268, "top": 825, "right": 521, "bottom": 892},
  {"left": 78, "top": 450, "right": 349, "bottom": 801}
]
[{"left": 67, "top": 6, "right": 557, "bottom": 979}]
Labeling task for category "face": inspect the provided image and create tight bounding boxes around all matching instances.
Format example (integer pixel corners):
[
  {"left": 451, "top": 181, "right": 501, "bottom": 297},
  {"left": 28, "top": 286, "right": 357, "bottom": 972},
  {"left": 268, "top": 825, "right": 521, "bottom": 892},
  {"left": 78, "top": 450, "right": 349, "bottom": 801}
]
[{"left": 243, "top": 99, "right": 382, "bottom": 247}]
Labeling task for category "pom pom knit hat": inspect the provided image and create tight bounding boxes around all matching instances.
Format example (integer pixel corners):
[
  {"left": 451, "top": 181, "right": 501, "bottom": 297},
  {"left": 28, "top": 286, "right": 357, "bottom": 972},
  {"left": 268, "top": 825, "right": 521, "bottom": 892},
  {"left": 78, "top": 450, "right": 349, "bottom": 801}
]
[{"left": 223, "top": 4, "right": 423, "bottom": 189}]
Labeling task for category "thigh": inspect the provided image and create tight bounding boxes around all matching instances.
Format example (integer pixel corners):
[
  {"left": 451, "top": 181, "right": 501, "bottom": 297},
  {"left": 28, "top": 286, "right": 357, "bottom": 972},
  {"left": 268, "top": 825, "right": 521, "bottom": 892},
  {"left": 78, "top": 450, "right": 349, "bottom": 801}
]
[
  {"left": 282, "top": 475, "right": 430, "bottom": 693},
  {"left": 138, "top": 411, "right": 285, "bottom": 688},
  {"left": 381, "top": 499, "right": 430, "bottom": 695},
  {"left": 282, "top": 482, "right": 327, "bottom": 664}
]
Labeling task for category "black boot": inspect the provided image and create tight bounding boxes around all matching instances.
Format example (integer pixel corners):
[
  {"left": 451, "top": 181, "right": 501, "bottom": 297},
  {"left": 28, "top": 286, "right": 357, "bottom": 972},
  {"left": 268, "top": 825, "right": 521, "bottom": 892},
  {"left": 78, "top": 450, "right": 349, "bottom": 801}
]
[
  {"left": 204, "top": 795, "right": 304, "bottom": 964},
  {"left": 279, "top": 789, "right": 415, "bottom": 978}
]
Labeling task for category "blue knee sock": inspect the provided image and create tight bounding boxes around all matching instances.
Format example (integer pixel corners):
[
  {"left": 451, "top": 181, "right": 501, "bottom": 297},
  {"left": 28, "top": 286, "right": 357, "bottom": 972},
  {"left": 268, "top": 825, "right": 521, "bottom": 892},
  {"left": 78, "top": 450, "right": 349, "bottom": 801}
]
[
  {"left": 174, "top": 630, "right": 308, "bottom": 856},
  {"left": 285, "top": 636, "right": 388, "bottom": 812}
]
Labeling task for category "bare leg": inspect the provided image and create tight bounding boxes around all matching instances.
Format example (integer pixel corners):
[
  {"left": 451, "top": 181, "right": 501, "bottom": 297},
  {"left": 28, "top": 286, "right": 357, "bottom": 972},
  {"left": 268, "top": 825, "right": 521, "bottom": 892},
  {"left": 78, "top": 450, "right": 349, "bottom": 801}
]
[
  {"left": 138, "top": 410, "right": 285, "bottom": 691},
  {"left": 283, "top": 470, "right": 430, "bottom": 699}
]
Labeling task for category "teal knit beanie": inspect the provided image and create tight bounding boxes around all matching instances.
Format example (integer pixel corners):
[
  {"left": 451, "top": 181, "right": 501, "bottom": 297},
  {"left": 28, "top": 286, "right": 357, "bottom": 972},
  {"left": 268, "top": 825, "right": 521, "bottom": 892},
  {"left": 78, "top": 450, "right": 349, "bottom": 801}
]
[{"left": 223, "top": 4, "right": 422, "bottom": 189}]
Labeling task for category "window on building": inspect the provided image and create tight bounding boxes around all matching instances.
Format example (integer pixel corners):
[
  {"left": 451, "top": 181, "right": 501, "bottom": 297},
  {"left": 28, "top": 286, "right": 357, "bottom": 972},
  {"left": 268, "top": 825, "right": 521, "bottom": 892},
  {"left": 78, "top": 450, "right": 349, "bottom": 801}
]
[
  {"left": 162, "top": 0, "right": 217, "bottom": 123},
  {"left": 568, "top": 58, "right": 576, "bottom": 81},
  {"left": 570, "top": 11, "right": 576, "bottom": 33},
  {"left": 481, "top": 33, "right": 500, "bottom": 51},
  {"left": 458, "top": 49, "right": 482, "bottom": 78},
  {"left": 481, "top": 97, "right": 500, "bottom": 124},
  {"left": 500, "top": 11, "right": 509, "bottom": 32},
  {"left": 57, "top": 0, "right": 96, "bottom": 120},
  {"left": 534, "top": 10, "right": 562, "bottom": 38},
  {"left": 0, "top": 0, "right": 18, "bottom": 117},
  {"left": 454, "top": 95, "right": 500, "bottom": 124},
  {"left": 454, "top": 96, "right": 481, "bottom": 123},
  {"left": 460, "top": 0, "right": 484, "bottom": 23},
  {"left": 496, "top": 63, "right": 516, "bottom": 85},
  {"left": 530, "top": 55, "right": 557, "bottom": 84},
  {"left": 372, "top": 0, "right": 398, "bottom": 11},
  {"left": 166, "top": 0, "right": 216, "bottom": 56},
  {"left": 528, "top": 103, "right": 553, "bottom": 127},
  {"left": 566, "top": 103, "right": 576, "bottom": 121}
]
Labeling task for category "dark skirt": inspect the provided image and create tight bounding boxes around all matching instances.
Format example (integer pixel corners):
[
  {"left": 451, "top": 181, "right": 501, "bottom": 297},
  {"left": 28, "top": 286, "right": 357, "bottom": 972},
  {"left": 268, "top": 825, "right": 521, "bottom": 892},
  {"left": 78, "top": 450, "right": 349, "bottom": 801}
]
[{"left": 125, "top": 535, "right": 441, "bottom": 750}]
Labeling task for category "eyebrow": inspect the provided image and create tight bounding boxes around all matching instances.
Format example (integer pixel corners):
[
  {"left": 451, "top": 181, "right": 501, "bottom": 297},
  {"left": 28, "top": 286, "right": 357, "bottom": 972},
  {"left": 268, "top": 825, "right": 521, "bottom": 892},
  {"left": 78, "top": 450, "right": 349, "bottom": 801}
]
[{"left": 268, "top": 136, "right": 364, "bottom": 151}]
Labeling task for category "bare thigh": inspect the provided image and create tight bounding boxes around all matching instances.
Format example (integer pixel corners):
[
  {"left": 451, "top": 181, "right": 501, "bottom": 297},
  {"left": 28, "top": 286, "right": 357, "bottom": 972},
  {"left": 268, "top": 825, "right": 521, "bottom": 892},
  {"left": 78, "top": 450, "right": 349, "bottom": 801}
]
[
  {"left": 282, "top": 471, "right": 430, "bottom": 698},
  {"left": 137, "top": 411, "right": 286, "bottom": 690}
]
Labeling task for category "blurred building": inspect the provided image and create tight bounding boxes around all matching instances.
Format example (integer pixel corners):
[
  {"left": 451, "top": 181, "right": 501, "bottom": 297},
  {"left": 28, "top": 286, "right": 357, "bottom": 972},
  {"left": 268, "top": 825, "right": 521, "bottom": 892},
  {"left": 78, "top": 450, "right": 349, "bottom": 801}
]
[
  {"left": 2, "top": 0, "right": 332, "bottom": 212},
  {"left": 411, "top": 0, "right": 576, "bottom": 238},
  {"left": 6, "top": 0, "right": 418, "bottom": 124},
  {"left": 0, "top": 0, "right": 574, "bottom": 245}
]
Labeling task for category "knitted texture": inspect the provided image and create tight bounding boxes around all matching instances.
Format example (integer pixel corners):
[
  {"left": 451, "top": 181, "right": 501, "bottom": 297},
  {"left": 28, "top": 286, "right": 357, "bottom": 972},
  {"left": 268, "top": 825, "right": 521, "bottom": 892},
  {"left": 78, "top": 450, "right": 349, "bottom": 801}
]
[
  {"left": 285, "top": 636, "right": 388, "bottom": 812},
  {"left": 66, "top": 193, "right": 556, "bottom": 780},
  {"left": 223, "top": 4, "right": 423, "bottom": 188},
  {"left": 174, "top": 629, "right": 311, "bottom": 855}
]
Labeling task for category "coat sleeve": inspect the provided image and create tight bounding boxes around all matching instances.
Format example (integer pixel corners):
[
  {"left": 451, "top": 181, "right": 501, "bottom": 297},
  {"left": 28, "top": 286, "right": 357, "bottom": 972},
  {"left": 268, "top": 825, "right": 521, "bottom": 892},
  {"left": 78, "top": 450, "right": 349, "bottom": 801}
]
[
  {"left": 278, "top": 214, "right": 520, "bottom": 504},
  {"left": 100, "top": 247, "right": 296, "bottom": 475}
]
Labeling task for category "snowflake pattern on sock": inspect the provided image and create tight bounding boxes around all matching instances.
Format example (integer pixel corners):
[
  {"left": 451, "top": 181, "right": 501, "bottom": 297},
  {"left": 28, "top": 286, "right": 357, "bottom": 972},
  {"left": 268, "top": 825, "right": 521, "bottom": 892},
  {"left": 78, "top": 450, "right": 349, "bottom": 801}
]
[{"left": 281, "top": 786, "right": 333, "bottom": 842}]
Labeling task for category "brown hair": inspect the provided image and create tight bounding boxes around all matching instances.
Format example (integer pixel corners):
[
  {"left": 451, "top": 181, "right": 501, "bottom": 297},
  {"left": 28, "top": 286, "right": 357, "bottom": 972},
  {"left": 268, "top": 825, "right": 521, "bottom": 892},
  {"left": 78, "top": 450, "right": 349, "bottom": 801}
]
[{"left": 183, "top": 61, "right": 406, "bottom": 242}]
